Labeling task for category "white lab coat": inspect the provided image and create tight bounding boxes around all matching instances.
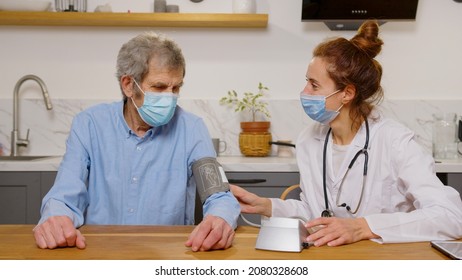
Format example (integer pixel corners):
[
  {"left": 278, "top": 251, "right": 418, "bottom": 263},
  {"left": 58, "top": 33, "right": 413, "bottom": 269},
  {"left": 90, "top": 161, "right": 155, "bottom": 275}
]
[{"left": 271, "top": 110, "right": 462, "bottom": 243}]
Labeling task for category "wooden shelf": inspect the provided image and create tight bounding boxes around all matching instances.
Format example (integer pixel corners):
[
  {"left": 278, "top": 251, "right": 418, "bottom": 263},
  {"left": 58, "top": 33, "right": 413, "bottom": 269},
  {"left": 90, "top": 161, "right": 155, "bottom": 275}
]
[{"left": 0, "top": 11, "right": 268, "bottom": 28}]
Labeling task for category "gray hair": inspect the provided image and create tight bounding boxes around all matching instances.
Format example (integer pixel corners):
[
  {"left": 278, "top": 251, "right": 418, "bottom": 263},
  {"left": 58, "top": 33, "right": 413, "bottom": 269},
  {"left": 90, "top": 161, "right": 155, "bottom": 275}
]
[{"left": 116, "top": 32, "right": 186, "bottom": 99}]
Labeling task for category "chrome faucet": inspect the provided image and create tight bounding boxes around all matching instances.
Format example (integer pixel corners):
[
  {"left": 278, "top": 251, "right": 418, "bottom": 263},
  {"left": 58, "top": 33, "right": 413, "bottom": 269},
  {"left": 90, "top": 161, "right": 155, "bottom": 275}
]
[{"left": 10, "top": 75, "right": 53, "bottom": 156}]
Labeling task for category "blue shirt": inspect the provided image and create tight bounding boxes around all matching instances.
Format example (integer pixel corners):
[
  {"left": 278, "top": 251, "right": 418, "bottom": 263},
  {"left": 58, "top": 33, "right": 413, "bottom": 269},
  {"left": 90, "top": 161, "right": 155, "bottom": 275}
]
[{"left": 39, "top": 101, "right": 239, "bottom": 228}]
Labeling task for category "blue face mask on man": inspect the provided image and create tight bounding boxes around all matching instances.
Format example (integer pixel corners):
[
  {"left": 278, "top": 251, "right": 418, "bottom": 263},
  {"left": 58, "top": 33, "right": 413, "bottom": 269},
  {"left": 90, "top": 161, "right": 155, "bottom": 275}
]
[
  {"left": 131, "top": 79, "right": 178, "bottom": 127},
  {"left": 300, "top": 89, "right": 343, "bottom": 125}
]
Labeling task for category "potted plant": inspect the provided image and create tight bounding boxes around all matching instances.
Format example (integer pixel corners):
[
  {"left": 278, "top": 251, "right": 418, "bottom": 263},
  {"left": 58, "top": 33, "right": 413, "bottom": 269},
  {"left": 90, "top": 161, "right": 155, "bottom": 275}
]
[{"left": 220, "top": 82, "right": 272, "bottom": 157}]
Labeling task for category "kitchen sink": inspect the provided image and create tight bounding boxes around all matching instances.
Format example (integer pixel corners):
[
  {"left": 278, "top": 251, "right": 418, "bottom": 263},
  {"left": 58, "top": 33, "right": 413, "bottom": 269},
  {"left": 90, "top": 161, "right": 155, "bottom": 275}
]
[{"left": 0, "top": 156, "right": 56, "bottom": 161}]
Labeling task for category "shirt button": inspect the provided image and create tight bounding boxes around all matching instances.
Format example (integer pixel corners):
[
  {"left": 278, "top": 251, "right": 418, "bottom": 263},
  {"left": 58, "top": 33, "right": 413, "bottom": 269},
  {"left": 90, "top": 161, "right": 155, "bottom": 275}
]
[
  {"left": 132, "top": 177, "right": 138, "bottom": 183},
  {"left": 128, "top": 208, "right": 134, "bottom": 213},
  {"left": 136, "top": 146, "right": 142, "bottom": 151}
]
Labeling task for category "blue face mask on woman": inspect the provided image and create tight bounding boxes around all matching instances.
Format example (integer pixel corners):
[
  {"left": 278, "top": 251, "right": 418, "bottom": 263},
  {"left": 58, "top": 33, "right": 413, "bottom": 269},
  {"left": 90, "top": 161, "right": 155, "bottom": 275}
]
[
  {"left": 132, "top": 79, "right": 178, "bottom": 127},
  {"left": 300, "top": 89, "right": 343, "bottom": 125}
]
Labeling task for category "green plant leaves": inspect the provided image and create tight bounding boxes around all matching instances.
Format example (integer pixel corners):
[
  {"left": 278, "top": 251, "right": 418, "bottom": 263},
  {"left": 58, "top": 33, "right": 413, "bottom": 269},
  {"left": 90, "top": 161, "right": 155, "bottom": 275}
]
[{"left": 219, "top": 83, "right": 271, "bottom": 122}]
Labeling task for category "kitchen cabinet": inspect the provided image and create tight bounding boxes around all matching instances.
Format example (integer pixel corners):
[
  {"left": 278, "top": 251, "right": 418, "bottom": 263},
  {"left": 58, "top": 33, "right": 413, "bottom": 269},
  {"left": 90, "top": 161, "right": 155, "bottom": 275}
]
[
  {"left": 226, "top": 171, "right": 300, "bottom": 226},
  {"left": 0, "top": 169, "right": 300, "bottom": 226},
  {"left": 0, "top": 171, "right": 56, "bottom": 224},
  {"left": 1, "top": 165, "right": 460, "bottom": 226},
  {"left": 0, "top": 11, "right": 268, "bottom": 28}
]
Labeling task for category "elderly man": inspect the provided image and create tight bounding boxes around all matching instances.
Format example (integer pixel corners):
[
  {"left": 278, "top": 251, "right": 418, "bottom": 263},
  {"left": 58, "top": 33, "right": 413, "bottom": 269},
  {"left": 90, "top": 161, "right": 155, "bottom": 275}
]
[{"left": 33, "top": 32, "right": 240, "bottom": 252}]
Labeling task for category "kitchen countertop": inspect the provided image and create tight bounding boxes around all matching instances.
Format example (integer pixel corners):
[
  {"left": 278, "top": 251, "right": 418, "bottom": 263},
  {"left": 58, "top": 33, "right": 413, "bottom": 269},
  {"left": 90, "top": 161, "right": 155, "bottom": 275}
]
[
  {"left": 0, "top": 225, "right": 449, "bottom": 260},
  {"left": 0, "top": 155, "right": 461, "bottom": 173},
  {"left": 0, "top": 156, "right": 62, "bottom": 172},
  {"left": 0, "top": 156, "right": 298, "bottom": 172}
]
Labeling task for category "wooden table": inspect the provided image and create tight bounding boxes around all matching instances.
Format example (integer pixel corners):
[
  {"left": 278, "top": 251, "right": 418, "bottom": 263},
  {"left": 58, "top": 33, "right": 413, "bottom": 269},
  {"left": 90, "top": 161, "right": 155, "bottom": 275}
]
[{"left": 0, "top": 225, "right": 448, "bottom": 260}]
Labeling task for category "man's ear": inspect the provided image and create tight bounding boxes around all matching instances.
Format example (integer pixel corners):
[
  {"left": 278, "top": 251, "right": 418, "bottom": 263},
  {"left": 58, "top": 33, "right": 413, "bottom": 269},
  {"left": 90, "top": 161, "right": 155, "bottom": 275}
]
[
  {"left": 342, "top": 85, "right": 356, "bottom": 104},
  {"left": 121, "top": 75, "right": 135, "bottom": 98}
]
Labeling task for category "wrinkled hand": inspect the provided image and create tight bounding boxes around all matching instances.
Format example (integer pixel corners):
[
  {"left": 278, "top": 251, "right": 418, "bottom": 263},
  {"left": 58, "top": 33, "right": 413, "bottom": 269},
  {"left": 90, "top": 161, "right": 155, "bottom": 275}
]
[
  {"left": 33, "top": 216, "right": 86, "bottom": 249},
  {"left": 185, "top": 215, "right": 235, "bottom": 252},
  {"left": 230, "top": 184, "right": 272, "bottom": 217},
  {"left": 305, "top": 217, "right": 378, "bottom": 247}
]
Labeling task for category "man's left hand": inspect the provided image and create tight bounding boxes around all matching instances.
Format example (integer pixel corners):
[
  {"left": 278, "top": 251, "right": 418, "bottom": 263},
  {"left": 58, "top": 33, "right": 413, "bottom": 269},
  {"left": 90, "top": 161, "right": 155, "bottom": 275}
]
[{"left": 185, "top": 215, "right": 235, "bottom": 251}]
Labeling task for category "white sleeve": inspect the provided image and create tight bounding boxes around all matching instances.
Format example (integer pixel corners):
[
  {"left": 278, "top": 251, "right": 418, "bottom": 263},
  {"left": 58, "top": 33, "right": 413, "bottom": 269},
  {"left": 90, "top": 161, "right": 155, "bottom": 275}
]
[{"left": 365, "top": 129, "right": 462, "bottom": 243}]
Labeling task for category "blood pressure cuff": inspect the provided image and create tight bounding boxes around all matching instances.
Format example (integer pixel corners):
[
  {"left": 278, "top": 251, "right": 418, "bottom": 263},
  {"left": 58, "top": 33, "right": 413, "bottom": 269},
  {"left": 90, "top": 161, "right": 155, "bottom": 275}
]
[{"left": 192, "top": 157, "right": 230, "bottom": 204}]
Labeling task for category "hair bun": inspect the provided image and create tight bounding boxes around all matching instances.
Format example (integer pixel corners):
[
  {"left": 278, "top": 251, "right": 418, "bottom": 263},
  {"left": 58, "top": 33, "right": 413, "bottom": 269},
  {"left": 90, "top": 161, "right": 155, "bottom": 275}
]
[{"left": 350, "top": 20, "right": 384, "bottom": 58}]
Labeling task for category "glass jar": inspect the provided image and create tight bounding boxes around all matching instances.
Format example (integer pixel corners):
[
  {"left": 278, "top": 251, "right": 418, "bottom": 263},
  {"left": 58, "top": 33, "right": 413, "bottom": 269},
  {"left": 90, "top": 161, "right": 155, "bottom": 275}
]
[
  {"left": 232, "top": 0, "right": 257, "bottom": 14},
  {"left": 55, "top": 0, "right": 87, "bottom": 12},
  {"left": 432, "top": 112, "right": 458, "bottom": 159}
]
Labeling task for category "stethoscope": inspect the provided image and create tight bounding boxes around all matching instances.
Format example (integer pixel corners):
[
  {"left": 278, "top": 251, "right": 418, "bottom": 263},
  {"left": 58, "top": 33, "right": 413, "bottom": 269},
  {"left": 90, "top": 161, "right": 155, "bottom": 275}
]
[{"left": 321, "top": 119, "right": 369, "bottom": 218}]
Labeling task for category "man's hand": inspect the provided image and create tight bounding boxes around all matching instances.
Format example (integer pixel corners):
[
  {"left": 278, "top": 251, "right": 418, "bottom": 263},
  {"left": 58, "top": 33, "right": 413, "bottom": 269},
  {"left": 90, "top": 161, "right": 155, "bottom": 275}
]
[
  {"left": 185, "top": 215, "right": 234, "bottom": 252},
  {"left": 33, "top": 216, "right": 86, "bottom": 249}
]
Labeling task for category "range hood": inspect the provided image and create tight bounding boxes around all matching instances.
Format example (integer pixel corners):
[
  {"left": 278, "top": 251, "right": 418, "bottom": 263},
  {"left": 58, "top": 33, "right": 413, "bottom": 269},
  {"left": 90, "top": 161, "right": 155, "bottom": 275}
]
[{"left": 302, "top": 0, "right": 419, "bottom": 30}]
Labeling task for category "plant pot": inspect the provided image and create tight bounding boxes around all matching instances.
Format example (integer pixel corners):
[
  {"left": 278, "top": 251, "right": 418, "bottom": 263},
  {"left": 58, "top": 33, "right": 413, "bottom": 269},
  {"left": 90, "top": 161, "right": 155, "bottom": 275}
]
[
  {"left": 240, "top": 121, "right": 270, "bottom": 132},
  {"left": 239, "top": 121, "right": 272, "bottom": 157}
]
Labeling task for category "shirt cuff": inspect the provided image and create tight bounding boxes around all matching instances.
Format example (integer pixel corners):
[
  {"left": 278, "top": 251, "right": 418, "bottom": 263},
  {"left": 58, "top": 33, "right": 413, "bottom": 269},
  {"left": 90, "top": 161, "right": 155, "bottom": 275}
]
[
  {"left": 39, "top": 199, "right": 84, "bottom": 228},
  {"left": 203, "top": 191, "right": 240, "bottom": 229}
]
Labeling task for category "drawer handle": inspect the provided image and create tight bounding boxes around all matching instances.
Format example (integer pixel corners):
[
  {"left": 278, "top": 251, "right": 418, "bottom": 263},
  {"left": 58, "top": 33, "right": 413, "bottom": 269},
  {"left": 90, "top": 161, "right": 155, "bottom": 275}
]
[{"left": 228, "top": 179, "right": 267, "bottom": 184}]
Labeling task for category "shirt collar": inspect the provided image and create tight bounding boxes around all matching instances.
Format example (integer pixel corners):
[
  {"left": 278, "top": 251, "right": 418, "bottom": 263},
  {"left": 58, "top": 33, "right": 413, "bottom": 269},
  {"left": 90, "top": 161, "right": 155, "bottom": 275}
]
[
  {"left": 118, "top": 100, "right": 155, "bottom": 139},
  {"left": 120, "top": 100, "right": 174, "bottom": 140}
]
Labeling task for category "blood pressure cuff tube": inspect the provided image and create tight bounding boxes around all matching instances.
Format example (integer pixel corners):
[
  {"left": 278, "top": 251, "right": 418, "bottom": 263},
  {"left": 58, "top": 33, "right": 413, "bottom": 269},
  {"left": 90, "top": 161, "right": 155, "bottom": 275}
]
[{"left": 192, "top": 157, "right": 230, "bottom": 204}]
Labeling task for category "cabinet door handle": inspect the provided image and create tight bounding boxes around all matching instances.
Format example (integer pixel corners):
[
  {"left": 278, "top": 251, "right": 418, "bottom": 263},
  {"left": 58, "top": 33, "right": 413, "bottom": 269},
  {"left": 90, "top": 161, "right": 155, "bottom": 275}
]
[{"left": 228, "top": 179, "right": 267, "bottom": 184}]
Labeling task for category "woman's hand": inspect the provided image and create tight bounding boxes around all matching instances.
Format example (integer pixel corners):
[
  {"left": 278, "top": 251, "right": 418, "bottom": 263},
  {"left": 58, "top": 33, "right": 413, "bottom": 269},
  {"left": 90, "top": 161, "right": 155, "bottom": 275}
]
[
  {"left": 305, "top": 217, "right": 379, "bottom": 247},
  {"left": 229, "top": 184, "right": 272, "bottom": 217}
]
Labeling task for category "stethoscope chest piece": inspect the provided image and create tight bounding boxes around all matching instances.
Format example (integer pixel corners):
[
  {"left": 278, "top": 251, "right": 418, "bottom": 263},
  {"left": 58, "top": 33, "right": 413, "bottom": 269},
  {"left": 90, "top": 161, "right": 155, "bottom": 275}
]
[{"left": 321, "top": 210, "right": 333, "bottom": 218}]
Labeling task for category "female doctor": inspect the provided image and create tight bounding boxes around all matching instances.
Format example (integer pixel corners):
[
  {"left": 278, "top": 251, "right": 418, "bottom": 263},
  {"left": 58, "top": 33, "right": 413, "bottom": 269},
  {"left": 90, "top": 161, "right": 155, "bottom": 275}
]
[{"left": 230, "top": 20, "right": 462, "bottom": 247}]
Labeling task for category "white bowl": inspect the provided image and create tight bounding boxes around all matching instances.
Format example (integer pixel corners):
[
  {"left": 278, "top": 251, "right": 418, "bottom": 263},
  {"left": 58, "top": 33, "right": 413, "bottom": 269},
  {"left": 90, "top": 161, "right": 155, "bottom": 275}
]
[{"left": 0, "top": 1, "right": 52, "bottom": 12}]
